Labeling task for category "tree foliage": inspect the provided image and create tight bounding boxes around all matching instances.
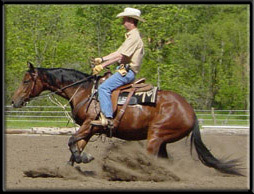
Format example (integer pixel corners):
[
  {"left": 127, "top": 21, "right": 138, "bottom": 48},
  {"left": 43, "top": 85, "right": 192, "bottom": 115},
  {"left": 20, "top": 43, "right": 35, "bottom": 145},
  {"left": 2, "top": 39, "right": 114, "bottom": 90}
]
[{"left": 4, "top": 4, "right": 250, "bottom": 110}]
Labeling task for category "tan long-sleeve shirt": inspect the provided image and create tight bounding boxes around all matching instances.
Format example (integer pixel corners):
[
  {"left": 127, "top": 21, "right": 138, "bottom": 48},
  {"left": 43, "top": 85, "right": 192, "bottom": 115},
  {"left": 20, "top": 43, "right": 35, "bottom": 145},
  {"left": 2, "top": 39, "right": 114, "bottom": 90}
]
[{"left": 117, "top": 28, "right": 144, "bottom": 74}]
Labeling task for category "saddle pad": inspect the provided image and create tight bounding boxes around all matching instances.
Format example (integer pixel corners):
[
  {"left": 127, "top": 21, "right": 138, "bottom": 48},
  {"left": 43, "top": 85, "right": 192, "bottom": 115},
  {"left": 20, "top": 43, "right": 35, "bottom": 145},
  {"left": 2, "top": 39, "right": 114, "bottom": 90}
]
[{"left": 117, "top": 87, "right": 158, "bottom": 105}]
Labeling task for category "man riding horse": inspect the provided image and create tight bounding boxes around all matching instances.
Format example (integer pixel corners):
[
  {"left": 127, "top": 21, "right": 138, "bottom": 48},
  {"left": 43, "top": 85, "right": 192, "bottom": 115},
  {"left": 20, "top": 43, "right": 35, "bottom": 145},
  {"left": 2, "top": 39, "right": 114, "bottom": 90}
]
[
  {"left": 91, "top": 7, "right": 145, "bottom": 129},
  {"left": 11, "top": 7, "right": 243, "bottom": 176}
]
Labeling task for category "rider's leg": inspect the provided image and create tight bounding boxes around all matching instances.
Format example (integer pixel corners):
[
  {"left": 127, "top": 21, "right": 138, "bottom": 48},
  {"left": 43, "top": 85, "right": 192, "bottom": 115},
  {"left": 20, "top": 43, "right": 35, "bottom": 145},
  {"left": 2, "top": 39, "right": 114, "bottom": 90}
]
[{"left": 91, "top": 70, "right": 135, "bottom": 126}]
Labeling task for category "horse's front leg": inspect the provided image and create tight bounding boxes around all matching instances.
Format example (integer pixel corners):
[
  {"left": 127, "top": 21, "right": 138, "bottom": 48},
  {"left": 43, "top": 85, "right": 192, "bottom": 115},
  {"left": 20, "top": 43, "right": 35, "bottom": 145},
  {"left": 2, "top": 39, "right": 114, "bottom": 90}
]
[{"left": 68, "top": 120, "right": 95, "bottom": 165}]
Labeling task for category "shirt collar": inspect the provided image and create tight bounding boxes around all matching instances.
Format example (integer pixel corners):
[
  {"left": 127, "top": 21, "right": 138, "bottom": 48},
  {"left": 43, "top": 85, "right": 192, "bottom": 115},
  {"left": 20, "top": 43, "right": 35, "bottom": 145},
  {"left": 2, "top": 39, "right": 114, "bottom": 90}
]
[{"left": 125, "top": 28, "right": 138, "bottom": 38}]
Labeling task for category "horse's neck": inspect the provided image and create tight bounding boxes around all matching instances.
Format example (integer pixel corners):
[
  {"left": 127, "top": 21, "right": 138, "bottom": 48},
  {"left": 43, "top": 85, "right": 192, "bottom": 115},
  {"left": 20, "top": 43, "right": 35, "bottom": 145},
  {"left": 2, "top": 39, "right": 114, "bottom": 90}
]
[{"left": 40, "top": 69, "right": 92, "bottom": 101}]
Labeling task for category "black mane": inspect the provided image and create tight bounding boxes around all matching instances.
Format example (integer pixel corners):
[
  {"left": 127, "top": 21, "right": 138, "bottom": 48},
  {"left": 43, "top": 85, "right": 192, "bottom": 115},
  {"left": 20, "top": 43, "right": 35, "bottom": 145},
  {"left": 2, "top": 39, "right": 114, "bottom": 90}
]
[{"left": 35, "top": 68, "right": 92, "bottom": 87}]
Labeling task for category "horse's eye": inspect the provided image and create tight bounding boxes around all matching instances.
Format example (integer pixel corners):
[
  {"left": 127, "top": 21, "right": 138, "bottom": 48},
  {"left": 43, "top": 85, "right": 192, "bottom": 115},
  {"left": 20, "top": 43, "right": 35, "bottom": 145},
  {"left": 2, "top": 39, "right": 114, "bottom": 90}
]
[{"left": 23, "top": 80, "right": 30, "bottom": 84}]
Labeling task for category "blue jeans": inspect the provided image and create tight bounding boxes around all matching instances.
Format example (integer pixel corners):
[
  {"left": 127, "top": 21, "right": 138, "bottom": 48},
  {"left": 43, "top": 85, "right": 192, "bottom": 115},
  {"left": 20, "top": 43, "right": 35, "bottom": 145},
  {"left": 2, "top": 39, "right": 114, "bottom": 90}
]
[{"left": 98, "top": 70, "right": 135, "bottom": 118}]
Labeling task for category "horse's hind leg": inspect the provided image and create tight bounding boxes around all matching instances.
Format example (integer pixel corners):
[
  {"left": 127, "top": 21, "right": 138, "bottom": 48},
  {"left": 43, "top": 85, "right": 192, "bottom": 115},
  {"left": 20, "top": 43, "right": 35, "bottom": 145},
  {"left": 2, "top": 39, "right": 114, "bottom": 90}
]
[
  {"left": 147, "top": 129, "right": 167, "bottom": 158},
  {"left": 158, "top": 142, "right": 168, "bottom": 158}
]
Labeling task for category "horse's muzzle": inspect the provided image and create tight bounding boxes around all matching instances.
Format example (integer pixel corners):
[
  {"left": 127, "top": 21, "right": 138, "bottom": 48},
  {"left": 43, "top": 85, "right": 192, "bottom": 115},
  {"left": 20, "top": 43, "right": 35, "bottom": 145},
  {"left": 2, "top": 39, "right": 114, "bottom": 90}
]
[{"left": 11, "top": 99, "right": 27, "bottom": 108}]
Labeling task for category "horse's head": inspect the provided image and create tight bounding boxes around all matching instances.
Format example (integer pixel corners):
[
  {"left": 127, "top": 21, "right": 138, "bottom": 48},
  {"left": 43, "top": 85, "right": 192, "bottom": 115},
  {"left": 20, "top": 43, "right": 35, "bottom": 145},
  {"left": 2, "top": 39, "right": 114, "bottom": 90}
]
[{"left": 12, "top": 62, "right": 43, "bottom": 108}]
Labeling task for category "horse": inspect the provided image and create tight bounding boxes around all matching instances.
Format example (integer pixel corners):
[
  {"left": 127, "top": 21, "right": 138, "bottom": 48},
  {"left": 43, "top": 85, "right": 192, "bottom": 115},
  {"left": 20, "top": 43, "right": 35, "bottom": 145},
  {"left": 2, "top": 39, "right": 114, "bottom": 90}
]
[{"left": 11, "top": 62, "right": 243, "bottom": 176}]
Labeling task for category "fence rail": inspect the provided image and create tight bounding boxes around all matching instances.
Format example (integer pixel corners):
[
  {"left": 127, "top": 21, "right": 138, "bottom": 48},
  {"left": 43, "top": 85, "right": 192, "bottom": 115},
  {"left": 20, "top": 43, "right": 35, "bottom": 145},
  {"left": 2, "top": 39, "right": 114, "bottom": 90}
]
[{"left": 4, "top": 105, "right": 250, "bottom": 127}]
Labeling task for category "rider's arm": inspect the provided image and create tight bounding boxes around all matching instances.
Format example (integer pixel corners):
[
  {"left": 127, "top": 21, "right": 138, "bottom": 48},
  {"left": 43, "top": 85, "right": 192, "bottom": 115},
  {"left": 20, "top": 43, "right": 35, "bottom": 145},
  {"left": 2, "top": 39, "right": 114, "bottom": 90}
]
[{"left": 101, "top": 51, "right": 126, "bottom": 68}]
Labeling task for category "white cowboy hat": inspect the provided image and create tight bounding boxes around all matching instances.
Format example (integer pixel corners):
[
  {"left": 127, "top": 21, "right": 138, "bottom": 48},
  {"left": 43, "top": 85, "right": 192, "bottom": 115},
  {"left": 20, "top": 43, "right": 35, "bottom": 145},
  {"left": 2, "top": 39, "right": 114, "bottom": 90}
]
[{"left": 116, "top": 7, "right": 145, "bottom": 22}]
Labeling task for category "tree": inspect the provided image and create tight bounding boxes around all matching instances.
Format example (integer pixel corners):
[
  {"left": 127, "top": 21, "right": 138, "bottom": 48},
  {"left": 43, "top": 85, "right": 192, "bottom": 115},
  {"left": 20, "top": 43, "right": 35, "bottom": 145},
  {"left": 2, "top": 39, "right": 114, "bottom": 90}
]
[{"left": 4, "top": 4, "right": 250, "bottom": 110}]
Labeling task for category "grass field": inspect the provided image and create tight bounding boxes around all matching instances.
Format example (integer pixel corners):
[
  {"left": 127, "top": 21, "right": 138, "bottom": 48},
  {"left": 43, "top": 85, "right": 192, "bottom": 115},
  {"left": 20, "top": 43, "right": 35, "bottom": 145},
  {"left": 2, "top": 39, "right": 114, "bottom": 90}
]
[
  {"left": 5, "top": 106, "right": 249, "bottom": 129},
  {"left": 5, "top": 115, "right": 249, "bottom": 129},
  {"left": 5, "top": 120, "right": 78, "bottom": 129}
]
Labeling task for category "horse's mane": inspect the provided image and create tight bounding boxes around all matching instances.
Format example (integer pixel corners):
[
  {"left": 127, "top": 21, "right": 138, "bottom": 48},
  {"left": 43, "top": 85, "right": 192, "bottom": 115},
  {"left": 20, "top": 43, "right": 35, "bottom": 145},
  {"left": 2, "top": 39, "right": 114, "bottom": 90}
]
[{"left": 35, "top": 67, "right": 92, "bottom": 87}]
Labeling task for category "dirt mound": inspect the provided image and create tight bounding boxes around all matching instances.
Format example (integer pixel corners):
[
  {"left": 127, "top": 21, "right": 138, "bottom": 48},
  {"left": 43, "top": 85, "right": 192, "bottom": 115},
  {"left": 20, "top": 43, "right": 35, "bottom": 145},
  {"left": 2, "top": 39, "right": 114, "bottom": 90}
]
[
  {"left": 100, "top": 141, "right": 180, "bottom": 182},
  {"left": 23, "top": 164, "right": 96, "bottom": 181},
  {"left": 22, "top": 135, "right": 247, "bottom": 184},
  {"left": 23, "top": 139, "right": 180, "bottom": 182}
]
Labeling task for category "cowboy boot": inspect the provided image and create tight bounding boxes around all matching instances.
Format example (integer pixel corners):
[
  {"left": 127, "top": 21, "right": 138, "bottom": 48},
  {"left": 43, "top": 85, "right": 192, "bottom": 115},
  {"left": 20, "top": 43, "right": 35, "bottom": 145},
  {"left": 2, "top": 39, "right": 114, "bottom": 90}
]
[{"left": 91, "top": 112, "right": 113, "bottom": 127}]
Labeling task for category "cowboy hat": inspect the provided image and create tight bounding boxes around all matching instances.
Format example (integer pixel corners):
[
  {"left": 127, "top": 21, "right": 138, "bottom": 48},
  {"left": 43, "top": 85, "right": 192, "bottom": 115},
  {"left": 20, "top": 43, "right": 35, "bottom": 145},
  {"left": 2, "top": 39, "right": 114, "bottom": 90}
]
[{"left": 116, "top": 7, "right": 145, "bottom": 22}]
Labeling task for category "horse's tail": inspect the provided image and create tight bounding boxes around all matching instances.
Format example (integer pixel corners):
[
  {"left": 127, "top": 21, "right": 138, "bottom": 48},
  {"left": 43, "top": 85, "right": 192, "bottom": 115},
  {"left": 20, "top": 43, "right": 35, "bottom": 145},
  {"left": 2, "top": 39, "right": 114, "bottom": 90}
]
[{"left": 190, "top": 116, "right": 243, "bottom": 176}]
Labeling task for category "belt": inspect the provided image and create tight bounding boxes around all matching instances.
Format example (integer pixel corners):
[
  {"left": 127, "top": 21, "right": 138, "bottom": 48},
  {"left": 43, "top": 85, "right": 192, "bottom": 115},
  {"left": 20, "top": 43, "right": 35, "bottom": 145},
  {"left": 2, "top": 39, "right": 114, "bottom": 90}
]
[{"left": 124, "top": 64, "right": 134, "bottom": 74}]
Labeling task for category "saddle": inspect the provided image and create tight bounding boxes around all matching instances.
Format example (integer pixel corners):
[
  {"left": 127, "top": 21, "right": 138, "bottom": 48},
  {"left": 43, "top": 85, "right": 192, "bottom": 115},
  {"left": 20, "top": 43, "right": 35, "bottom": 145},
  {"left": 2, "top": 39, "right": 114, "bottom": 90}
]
[
  {"left": 111, "top": 78, "right": 158, "bottom": 128},
  {"left": 111, "top": 78, "right": 152, "bottom": 112}
]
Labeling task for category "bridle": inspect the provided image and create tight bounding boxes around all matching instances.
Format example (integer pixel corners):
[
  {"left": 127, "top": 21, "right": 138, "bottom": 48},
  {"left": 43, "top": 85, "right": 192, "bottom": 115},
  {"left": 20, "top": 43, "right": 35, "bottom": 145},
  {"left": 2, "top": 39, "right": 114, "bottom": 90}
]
[
  {"left": 23, "top": 72, "right": 97, "bottom": 126},
  {"left": 26, "top": 71, "right": 38, "bottom": 99}
]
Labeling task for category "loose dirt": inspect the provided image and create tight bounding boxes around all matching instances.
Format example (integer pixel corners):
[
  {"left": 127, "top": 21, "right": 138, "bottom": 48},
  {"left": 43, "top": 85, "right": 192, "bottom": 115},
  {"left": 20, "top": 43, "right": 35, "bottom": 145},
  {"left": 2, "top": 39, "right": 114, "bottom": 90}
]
[{"left": 4, "top": 131, "right": 250, "bottom": 191}]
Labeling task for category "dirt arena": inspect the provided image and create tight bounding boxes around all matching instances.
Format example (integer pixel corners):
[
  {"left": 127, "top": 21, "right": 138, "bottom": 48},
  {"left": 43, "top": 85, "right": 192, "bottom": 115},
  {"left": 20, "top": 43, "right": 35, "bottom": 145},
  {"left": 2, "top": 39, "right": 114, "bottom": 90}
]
[{"left": 4, "top": 129, "right": 250, "bottom": 191}]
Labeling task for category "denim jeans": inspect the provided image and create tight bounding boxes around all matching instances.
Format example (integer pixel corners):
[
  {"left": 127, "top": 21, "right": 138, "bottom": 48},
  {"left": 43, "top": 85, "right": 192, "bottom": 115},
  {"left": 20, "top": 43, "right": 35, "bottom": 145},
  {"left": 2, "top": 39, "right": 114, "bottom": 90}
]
[{"left": 98, "top": 70, "right": 135, "bottom": 118}]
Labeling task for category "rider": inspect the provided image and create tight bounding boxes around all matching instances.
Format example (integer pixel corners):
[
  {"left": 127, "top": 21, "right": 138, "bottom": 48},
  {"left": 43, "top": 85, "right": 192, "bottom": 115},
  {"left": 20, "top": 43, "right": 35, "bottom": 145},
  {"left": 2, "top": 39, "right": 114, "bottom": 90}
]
[{"left": 91, "top": 7, "right": 145, "bottom": 128}]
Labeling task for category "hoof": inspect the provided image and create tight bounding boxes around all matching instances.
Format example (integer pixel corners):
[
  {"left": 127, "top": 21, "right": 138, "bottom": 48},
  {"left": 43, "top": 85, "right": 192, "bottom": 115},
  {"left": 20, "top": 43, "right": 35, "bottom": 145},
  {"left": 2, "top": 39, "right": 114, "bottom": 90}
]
[
  {"left": 71, "top": 155, "right": 82, "bottom": 164},
  {"left": 67, "top": 160, "right": 74, "bottom": 166},
  {"left": 67, "top": 156, "right": 82, "bottom": 165},
  {"left": 82, "top": 153, "right": 94, "bottom": 163}
]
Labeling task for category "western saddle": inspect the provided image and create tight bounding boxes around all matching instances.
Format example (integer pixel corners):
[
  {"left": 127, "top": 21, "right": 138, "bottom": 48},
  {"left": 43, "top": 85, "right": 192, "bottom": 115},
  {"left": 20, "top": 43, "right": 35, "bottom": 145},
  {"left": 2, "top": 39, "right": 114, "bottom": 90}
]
[{"left": 111, "top": 78, "right": 153, "bottom": 128}]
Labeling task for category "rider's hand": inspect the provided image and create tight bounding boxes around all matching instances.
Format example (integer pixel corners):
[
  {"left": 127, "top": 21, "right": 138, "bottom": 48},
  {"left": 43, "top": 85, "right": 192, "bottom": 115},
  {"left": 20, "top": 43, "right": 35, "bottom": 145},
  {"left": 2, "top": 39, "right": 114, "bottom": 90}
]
[
  {"left": 91, "top": 57, "right": 104, "bottom": 66},
  {"left": 93, "top": 64, "right": 104, "bottom": 75}
]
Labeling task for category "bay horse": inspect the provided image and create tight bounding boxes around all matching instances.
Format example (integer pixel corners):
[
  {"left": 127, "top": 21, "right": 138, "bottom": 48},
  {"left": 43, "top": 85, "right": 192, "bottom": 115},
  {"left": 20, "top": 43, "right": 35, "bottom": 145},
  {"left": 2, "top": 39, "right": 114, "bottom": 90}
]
[{"left": 11, "top": 62, "right": 243, "bottom": 176}]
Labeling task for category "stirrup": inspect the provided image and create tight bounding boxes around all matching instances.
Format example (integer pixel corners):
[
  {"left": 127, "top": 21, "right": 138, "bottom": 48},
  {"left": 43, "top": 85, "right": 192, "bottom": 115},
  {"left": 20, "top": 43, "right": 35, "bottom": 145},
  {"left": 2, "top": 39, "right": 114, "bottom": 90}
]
[{"left": 90, "top": 112, "right": 111, "bottom": 127}]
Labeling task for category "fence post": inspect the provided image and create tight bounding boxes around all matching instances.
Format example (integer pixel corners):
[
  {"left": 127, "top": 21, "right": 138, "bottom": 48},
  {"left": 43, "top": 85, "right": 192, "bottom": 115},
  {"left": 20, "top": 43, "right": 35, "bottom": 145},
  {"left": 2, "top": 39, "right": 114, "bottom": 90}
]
[
  {"left": 211, "top": 107, "right": 216, "bottom": 125},
  {"left": 223, "top": 110, "right": 232, "bottom": 125}
]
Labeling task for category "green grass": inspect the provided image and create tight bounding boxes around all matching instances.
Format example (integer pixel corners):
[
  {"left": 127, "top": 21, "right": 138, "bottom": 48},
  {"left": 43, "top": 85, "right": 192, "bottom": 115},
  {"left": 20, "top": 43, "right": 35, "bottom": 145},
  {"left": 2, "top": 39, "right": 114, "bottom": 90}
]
[
  {"left": 5, "top": 120, "right": 78, "bottom": 129},
  {"left": 197, "top": 119, "right": 249, "bottom": 126},
  {"left": 5, "top": 116, "right": 249, "bottom": 129},
  {"left": 5, "top": 108, "right": 249, "bottom": 129},
  {"left": 196, "top": 111, "right": 249, "bottom": 126}
]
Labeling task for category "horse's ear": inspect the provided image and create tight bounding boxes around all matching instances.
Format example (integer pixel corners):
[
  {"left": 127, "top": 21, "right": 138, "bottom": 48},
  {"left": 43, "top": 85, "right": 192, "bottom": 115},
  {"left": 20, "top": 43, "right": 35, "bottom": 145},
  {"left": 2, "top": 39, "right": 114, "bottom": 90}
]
[{"left": 27, "top": 61, "right": 35, "bottom": 72}]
